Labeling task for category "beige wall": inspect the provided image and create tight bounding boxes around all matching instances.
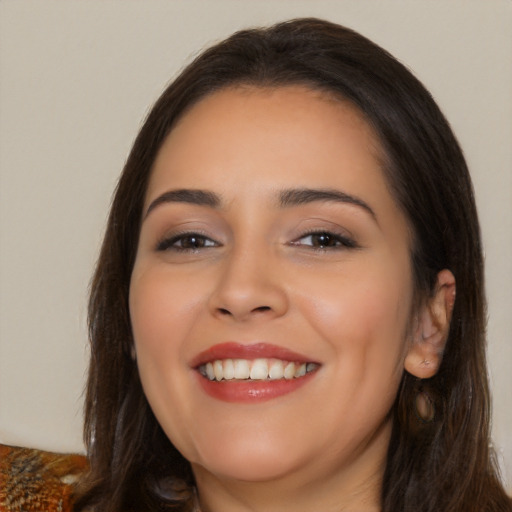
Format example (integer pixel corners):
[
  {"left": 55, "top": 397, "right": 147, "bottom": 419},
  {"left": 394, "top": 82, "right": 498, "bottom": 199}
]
[{"left": 1, "top": 0, "right": 511, "bottom": 490}]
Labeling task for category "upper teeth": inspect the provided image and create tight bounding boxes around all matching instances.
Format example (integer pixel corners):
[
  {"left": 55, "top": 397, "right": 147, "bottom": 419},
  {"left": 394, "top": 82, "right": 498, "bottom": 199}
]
[{"left": 199, "top": 358, "right": 318, "bottom": 381}]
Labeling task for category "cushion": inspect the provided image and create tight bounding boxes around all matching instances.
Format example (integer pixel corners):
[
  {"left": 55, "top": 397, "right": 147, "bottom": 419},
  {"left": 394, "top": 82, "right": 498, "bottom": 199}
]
[{"left": 0, "top": 444, "right": 88, "bottom": 512}]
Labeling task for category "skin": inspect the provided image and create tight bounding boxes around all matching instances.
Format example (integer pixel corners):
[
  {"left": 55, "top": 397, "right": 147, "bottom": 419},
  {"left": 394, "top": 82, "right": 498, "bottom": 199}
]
[{"left": 129, "top": 86, "right": 455, "bottom": 512}]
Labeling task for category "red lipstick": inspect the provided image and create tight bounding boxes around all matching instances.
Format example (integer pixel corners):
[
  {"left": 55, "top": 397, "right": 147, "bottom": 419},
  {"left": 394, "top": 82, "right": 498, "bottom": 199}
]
[
  {"left": 191, "top": 342, "right": 319, "bottom": 403},
  {"left": 190, "top": 342, "right": 314, "bottom": 368}
]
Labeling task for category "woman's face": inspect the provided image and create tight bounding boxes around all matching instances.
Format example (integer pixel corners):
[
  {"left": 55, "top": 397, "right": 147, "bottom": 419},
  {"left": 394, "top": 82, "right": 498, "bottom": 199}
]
[{"left": 129, "top": 86, "right": 415, "bottom": 488}]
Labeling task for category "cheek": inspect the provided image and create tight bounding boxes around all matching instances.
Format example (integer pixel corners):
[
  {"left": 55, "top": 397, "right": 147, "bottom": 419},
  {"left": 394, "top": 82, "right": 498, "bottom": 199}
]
[
  {"left": 129, "top": 267, "right": 202, "bottom": 357},
  {"left": 129, "top": 267, "right": 201, "bottom": 420},
  {"left": 298, "top": 260, "right": 412, "bottom": 378},
  {"left": 129, "top": 268, "right": 204, "bottom": 455}
]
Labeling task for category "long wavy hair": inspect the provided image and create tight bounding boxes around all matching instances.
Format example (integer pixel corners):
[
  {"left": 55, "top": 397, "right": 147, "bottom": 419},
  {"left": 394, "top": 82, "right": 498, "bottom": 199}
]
[{"left": 75, "top": 18, "right": 511, "bottom": 512}]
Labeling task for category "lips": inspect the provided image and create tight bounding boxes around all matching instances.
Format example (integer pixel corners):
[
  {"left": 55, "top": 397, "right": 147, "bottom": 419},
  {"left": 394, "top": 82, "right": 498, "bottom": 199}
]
[
  {"left": 191, "top": 342, "right": 320, "bottom": 403},
  {"left": 190, "top": 342, "right": 315, "bottom": 367}
]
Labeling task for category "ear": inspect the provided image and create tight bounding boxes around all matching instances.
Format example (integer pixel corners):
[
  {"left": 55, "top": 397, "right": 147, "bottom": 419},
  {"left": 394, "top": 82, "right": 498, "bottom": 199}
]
[{"left": 404, "top": 269, "right": 456, "bottom": 379}]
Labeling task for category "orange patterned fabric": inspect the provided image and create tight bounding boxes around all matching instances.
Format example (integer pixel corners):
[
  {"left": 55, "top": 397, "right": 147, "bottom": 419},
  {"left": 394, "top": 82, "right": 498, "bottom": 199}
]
[{"left": 0, "top": 444, "right": 88, "bottom": 512}]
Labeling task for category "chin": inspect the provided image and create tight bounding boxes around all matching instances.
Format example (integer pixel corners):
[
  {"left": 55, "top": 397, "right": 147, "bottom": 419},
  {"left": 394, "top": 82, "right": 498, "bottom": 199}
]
[{"left": 190, "top": 432, "right": 306, "bottom": 483}]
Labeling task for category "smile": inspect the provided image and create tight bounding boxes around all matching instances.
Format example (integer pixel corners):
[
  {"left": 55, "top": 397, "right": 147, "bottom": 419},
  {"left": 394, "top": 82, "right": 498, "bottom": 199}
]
[
  {"left": 198, "top": 358, "right": 319, "bottom": 381},
  {"left": 192, "top": 342, "right": 321, "bottom": 402}
]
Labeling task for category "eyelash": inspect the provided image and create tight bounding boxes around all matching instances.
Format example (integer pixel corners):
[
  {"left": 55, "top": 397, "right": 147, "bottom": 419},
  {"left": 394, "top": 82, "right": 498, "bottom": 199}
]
[{"left": 156, "top": 230, "right": 357, "bottom": 253}]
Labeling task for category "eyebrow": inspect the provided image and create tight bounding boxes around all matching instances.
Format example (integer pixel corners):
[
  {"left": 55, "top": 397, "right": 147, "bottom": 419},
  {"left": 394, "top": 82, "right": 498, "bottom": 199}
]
[
  {"left": 144, "top": 186, "right": 376, "bottom": 220},
  {"left": 145, "top": 189, "right": 221, "bottom": 218},
  {"left": 279, "top": 188, "right": 376, "bottom": 219}
]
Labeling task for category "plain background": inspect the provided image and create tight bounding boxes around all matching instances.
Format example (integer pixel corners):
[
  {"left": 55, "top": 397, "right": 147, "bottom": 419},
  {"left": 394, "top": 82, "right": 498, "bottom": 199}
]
[{"left": 0, "top": 0, "right": 511, "bottom": 491}]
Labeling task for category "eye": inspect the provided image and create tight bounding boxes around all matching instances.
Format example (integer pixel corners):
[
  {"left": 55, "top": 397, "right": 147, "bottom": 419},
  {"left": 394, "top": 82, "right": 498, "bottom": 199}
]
[
  {"left": 292, "top": 231, "right": 357, "bottom": 250},
  {"left": 156, "top": 233, "right": 219, "bottom": 252}
]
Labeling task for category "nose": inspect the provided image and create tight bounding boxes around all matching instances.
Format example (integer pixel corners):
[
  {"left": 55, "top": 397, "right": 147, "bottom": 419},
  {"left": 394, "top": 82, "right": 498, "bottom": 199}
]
[{"left": 208, "top": 245, "right": 289, "bottom": 322}]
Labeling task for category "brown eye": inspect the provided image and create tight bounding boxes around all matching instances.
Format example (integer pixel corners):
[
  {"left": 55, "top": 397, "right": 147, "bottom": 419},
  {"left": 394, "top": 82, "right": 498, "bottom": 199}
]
[
  {"left": 309, "top": 233, "right": 338, "bottom": 248},
  {"left": 293, "top": 231, "right": 357, "bottom": 250},
  {"left": 157, "top": 233, "right": 218, "bottom": 252},
  {"left": 179, "top": 235, "right": 210, "bottom": 249}
]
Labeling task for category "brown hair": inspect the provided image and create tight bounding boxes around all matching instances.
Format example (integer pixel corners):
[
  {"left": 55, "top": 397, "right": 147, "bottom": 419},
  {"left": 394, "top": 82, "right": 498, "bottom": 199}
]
[{"left": 75, "top": 18, "right": 511, "bottom": 512}]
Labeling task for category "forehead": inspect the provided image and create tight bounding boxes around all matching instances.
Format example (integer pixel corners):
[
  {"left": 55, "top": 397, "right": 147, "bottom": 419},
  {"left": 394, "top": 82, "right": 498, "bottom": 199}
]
[{"left": 147, "top": 85, "right": 391, "bottom": 212}]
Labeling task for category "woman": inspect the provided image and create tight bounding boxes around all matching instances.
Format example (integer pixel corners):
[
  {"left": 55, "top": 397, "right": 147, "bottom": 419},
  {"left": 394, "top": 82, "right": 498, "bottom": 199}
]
[{"left": 75, "top": 18, "right": 512, "bottom": 512}]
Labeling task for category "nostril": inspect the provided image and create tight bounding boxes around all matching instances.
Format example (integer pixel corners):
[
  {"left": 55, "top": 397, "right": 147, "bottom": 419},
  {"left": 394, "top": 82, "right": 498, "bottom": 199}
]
[
  {"left": 252, "top": 306, "right": 271, "bottom": 313},
  {"left": 217, "top": 306, "right": 270, "bottom": 315}
]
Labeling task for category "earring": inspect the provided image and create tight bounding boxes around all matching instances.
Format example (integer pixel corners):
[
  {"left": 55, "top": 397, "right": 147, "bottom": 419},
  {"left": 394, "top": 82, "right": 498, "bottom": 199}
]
[{"left": 414, "top": 382, "right": 435, "bottom": 423}]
